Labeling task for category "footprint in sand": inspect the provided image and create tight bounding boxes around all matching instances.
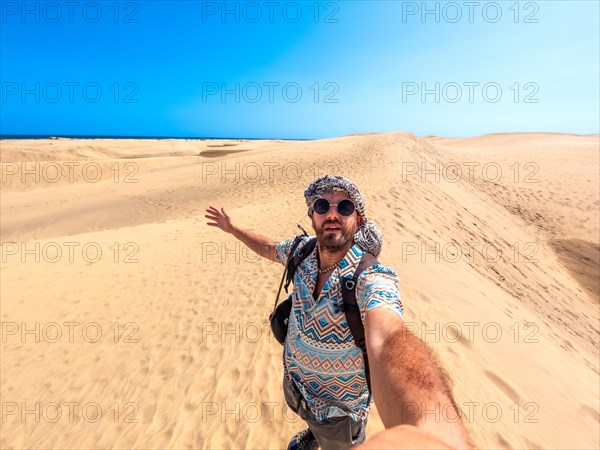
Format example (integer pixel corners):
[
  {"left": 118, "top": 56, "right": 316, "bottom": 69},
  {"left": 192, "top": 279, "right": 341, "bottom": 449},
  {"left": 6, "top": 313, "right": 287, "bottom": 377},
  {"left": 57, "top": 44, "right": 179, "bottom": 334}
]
[
  {"left": 494, "top": 432, "right": 512, "bottom": 448},
  {"left": 448, "top": 325, "right": 472, "bottom": 348},
  {"left": 184, "top": 401, "right": 195, "bottom": 411},
  {"left": 581, "top": 405, "right": 600, "bottom": 424},
  {"left": 418, "top": 293, "right": 432, "bottom": 304},
  {"left": 484, "top": 370, "right": 521, "bottom": 402}
]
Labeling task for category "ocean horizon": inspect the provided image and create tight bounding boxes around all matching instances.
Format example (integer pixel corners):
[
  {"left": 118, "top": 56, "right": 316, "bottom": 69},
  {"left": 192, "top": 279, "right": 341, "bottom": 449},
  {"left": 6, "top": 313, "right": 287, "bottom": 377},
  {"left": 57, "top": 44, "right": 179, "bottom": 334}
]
[{"left": 0, "top": 134, "right": 313, "bottom": 141}]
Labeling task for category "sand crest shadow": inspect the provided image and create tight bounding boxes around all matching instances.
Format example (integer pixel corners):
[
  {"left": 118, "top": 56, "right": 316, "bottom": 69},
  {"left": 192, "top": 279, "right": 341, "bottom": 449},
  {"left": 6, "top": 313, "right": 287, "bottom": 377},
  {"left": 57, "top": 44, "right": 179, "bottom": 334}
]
[{"left": 549, "top": 239, "right": 600, "bottom": 303}]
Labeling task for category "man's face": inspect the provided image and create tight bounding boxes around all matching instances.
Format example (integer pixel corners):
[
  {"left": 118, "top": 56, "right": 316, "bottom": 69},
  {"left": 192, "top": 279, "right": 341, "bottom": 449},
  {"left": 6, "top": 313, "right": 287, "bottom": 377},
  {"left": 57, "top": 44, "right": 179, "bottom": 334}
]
[{"left": 310, "top": 191, "right": 363, "bottom": 253}]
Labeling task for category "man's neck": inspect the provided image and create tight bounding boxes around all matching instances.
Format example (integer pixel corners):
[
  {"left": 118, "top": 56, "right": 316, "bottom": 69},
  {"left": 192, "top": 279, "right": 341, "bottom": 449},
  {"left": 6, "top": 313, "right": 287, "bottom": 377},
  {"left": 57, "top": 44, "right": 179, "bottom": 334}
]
[{"left": 317, "top": 240, "right": 354, "bottom": 269}]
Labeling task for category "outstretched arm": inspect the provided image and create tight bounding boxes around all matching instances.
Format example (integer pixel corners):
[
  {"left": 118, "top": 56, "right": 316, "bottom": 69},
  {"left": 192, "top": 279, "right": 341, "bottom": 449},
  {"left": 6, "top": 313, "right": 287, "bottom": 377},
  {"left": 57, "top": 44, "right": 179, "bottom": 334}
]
[
  {"left": 355, "top": 307, "right": 472, "bottom": 449},
  {"left": 205, "top": 205, "right": 278, "bottom": 263}
]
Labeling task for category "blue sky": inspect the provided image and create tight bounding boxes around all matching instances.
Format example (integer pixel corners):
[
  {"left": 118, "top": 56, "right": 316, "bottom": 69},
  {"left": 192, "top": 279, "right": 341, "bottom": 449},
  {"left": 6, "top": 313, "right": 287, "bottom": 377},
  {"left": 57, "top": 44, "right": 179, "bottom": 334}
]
[{"left": 1, "top": 0, "right": 599, "bottom": 139}]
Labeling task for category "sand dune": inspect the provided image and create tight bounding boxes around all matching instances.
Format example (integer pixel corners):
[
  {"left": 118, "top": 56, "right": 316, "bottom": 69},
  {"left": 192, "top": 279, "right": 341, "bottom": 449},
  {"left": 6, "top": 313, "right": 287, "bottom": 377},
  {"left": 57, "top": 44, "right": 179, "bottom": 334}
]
[{"left": 1, "top": 132, "right": 598, "bottom": 449}]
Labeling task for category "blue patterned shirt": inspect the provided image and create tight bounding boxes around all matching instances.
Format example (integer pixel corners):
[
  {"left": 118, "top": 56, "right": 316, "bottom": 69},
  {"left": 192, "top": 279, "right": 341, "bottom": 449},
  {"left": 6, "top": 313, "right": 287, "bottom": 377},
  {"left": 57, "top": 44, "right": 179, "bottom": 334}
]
[{"left": 275, "top": 235, "right": 404, "bottom": 421}]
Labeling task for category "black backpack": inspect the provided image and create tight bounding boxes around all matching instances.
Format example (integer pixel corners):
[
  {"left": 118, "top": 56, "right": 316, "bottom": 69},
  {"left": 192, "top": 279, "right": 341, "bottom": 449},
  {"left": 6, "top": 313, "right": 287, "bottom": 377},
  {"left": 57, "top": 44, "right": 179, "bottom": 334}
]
[{"left": 269, "top": 228, "right": 379, "bottom": 393}]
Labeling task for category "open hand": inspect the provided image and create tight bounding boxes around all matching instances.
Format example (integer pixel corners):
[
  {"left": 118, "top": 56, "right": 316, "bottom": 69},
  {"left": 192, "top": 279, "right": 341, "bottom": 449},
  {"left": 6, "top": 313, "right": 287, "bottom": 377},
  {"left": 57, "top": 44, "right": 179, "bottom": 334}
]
[{"left": 205, "top": 206, "right": 234, "bottom": 234}]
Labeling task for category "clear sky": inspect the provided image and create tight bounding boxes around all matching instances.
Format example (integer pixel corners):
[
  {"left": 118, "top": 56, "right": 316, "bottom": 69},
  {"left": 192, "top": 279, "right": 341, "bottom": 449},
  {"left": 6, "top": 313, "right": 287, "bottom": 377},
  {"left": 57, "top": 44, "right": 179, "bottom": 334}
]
[{"left": 1, "top": 0, "right": 599, "bottom": 139}]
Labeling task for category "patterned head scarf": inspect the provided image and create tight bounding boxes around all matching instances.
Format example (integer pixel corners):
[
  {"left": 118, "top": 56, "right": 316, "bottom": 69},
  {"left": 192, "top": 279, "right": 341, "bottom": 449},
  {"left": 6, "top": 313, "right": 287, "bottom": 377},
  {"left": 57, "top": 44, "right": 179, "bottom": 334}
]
[{"left": 304, "top": 175, "right": 383, "bottom": 257}]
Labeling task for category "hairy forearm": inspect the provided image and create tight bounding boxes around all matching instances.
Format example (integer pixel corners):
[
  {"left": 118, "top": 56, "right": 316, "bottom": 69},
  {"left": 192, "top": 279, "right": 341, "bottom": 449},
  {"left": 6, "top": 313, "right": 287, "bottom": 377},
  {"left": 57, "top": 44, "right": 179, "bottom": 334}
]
[
  {"left": 230, "top": 225, "right": 278, "bottom": 263},
  {"left": 370, "top": 323, "right": 471, "bottom": 449}
]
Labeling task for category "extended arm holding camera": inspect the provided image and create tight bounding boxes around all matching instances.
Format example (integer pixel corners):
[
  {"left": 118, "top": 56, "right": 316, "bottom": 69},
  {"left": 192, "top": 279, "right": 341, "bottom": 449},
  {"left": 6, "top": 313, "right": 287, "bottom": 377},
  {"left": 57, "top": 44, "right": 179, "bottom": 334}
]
[{"left": 354, "top": 307, "right": 472, "bottom": 449}]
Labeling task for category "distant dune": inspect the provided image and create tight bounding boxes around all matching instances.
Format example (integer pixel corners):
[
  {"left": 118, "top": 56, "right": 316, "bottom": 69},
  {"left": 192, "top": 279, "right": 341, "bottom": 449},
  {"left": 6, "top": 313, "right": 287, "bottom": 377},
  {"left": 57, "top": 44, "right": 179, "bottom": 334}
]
[{"left": 1, "top": 132, "right": 598, "bottom": 449}]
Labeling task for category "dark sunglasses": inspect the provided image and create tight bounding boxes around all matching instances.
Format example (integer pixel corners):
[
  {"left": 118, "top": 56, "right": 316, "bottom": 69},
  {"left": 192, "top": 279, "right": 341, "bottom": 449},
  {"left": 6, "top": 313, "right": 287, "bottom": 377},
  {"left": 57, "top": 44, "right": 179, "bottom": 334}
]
[{"left": 313, "top": 198, "right": 356, "bottom": 217}]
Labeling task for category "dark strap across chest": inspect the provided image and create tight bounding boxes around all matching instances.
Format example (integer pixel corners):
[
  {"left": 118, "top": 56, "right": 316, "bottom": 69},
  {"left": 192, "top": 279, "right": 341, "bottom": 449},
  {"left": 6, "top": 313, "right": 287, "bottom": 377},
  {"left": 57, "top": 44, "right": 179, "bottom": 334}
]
[{"left": 340, "top": 252, "right": 378, "bottom": 394}]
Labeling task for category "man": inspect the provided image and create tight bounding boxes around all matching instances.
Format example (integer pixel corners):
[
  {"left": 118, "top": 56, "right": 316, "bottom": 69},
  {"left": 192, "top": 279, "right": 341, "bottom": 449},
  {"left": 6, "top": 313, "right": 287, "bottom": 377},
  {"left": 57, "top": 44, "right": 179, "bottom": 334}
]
[{"left": 205, "top": 175, "right": 471, "bottom": 449}]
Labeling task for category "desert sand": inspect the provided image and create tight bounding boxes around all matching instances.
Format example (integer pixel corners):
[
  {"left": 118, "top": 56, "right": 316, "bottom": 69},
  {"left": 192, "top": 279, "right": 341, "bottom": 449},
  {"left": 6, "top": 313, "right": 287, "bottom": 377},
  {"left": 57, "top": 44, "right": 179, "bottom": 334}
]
[{"left": 1, "top": 132, "right": 598, "bottom": 449}]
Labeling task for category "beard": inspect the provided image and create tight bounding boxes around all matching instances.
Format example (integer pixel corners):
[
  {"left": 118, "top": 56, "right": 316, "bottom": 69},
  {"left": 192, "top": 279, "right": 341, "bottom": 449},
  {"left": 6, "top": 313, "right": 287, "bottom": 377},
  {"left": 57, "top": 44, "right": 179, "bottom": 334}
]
[{"left": 314, "top": 219, "right": 356, "bottom": 252}]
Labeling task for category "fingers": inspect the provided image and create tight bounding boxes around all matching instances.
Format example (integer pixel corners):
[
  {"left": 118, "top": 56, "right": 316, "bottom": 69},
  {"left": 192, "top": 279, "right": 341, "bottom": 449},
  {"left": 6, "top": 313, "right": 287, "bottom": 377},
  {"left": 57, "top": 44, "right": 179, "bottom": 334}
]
[
  {"left": 205, "top": 207, "right": 222, "bottom": 219},
  {"left": 205, "top": 206, "right": 229, "bottom": 226}
]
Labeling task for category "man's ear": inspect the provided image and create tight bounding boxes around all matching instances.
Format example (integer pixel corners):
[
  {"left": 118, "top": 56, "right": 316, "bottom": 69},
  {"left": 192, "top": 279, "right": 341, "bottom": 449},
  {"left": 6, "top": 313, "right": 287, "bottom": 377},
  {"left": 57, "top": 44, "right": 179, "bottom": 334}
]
[{"left": 358, "top": 215, "right": 364, "bottom": 226}]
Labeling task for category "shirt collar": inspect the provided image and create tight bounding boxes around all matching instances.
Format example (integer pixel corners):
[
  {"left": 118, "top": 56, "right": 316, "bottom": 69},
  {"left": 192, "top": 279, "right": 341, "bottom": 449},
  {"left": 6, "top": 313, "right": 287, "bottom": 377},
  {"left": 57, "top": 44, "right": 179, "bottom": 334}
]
[{"left": 337, "top": 242, "right": 365, "bottom": 279}]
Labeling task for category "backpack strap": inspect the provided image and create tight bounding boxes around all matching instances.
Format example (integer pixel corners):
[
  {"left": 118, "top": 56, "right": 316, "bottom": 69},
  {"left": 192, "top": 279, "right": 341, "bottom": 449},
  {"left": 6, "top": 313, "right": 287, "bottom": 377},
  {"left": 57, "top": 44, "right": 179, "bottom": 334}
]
[
  {"left": 273, "top": 234, "right": 317, "bottom": 313},
  {"left": 340, "top": 252, "right": 378, "bottom": 395},
  {"left": 284, "top": 237, "right": 317, "bottom": 293}
]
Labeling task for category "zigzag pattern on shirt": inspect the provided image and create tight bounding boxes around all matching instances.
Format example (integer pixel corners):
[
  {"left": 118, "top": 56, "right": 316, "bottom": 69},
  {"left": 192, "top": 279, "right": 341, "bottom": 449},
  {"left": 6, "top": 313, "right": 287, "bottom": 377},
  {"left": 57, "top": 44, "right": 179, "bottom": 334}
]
[
  {"left": 293, "top": 287, "right": 355, "bottom": 344},
  {"left": 290, "top": 364, "right": 369, "bottom": 406},
  {"left": 291, "top": 336, "right": 364, "bottom": 374},
  {"left": 299, "top": 372, "right": 367, "bottom": 402}
]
